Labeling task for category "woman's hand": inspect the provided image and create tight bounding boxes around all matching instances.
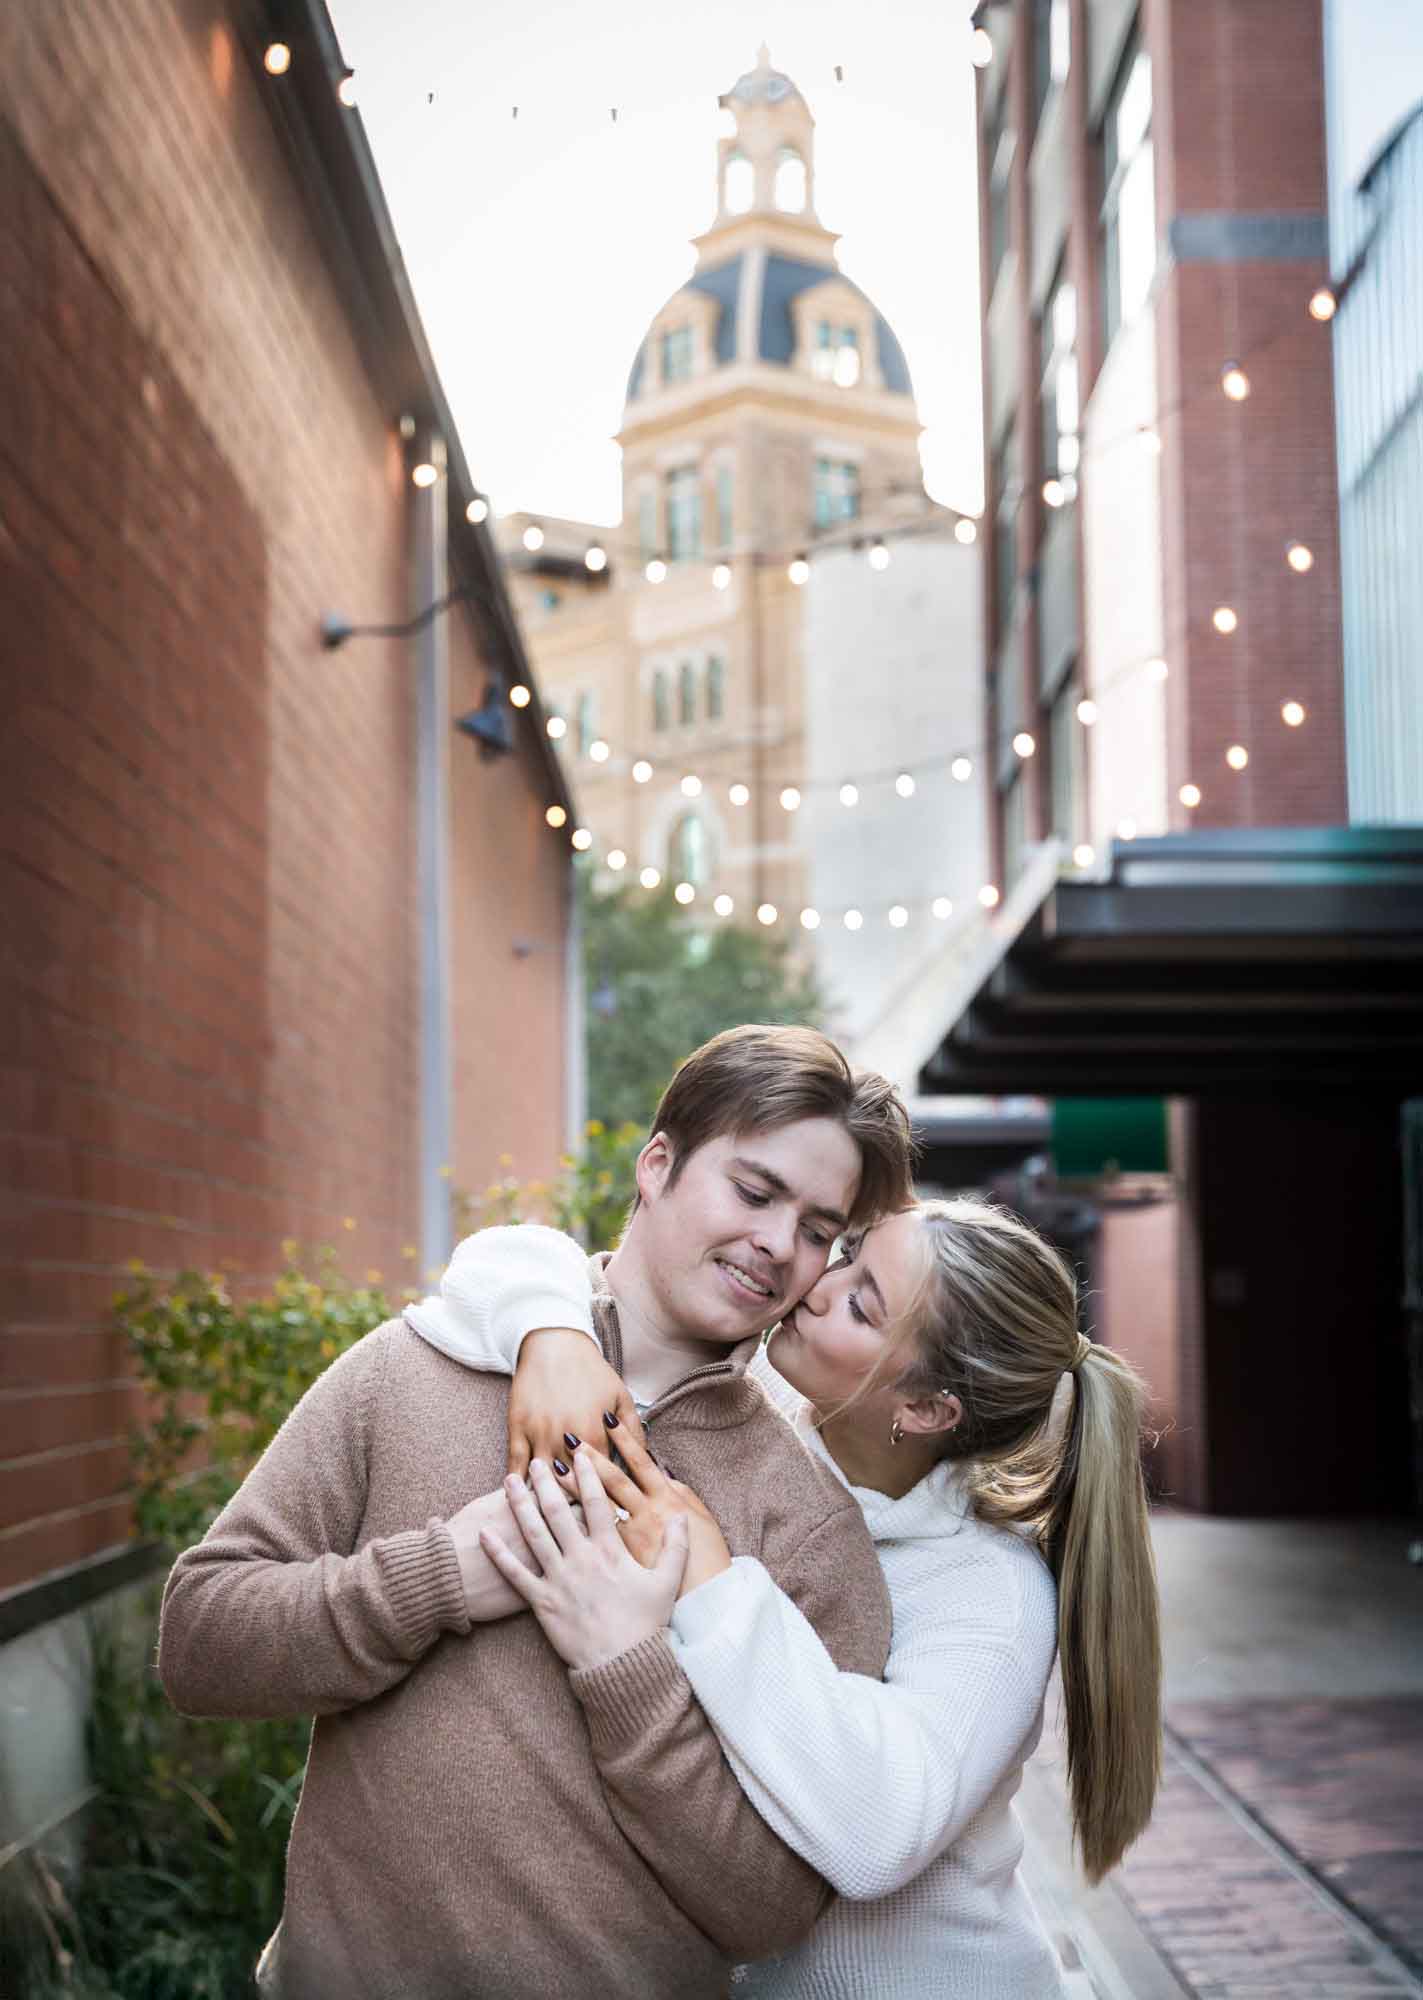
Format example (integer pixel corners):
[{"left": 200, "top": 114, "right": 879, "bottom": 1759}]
[
  {"left": 597, "top": 1420, "right": 734, "bottom": 1599},
  {"left": 480, "top": 1452, "right": 688, "bottom": 1671},
  {"left": 507, "top": 1329, "right": 642, "bottom": 1481}
]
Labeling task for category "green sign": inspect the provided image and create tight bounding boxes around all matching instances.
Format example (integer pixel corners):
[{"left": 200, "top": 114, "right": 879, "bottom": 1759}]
[{"left": 1051, "top": 1098, "right": 1168, "bottom": 1179}]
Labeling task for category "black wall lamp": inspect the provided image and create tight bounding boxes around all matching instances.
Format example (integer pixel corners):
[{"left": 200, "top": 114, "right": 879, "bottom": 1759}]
[{"left": 319, "top": 581, "right": 482, "bottom": 652}]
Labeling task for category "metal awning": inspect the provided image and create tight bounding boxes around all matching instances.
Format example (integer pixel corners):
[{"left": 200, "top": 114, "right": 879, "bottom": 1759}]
[{"left": 919, "top": 827, "right": 1423, "bottom": 1097}]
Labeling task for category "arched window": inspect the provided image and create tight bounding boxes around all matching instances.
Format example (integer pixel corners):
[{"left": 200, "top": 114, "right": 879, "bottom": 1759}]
[
  {"left": 652, "top": 669, "right": 670, "bottom": 731},
  {"left": 724, "top": 152, "right": 754, "bottom": 214},
  {"left": 774, "top": 148, "right": 806, "bottom": 212},
  {"left": 706, "top": 656, "right": 726, "bottom": 721},
  {"left": 679, "top": 661, "right": 697, "bottom": 725},
  {"left": 669, "top": 812, "right": 714, "bottom": 887}
]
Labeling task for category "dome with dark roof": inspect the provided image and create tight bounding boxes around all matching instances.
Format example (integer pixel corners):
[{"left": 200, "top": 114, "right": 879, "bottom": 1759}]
[{"left": 625, "top": 253, "right": 915, "bottom": 404}]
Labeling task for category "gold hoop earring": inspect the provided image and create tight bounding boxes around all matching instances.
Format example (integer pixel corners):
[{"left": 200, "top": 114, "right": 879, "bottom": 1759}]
[{"left": 889, "top": 1417, "right": 905, "bottom": 1446}]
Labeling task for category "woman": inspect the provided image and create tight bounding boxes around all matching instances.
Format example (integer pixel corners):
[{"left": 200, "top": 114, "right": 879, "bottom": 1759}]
[{"left": 432, "top": 1200, "right": 1162, "bottom": 1997}]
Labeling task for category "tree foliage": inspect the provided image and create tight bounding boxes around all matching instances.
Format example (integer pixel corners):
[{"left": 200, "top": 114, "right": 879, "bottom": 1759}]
[{"left": 582, "top": 874, "right": 824, "bottom": 1131}]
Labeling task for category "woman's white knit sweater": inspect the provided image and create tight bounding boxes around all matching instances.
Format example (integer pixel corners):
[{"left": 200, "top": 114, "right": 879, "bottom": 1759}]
[{"left": 406, "top": 1227, "right": 1067, "bottom": 1999}]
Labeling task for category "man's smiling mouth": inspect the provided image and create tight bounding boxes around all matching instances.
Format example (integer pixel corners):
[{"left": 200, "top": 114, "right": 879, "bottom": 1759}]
[{"left": 714, "top": 1256, "right": 777, "bottom": 1301}]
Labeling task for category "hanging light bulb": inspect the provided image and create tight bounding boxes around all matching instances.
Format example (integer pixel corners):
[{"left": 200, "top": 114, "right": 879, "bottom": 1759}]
[
  {"left": 971, "top": 25, "right": 993, "bottom": 66},
  {"left": 756, "top": 903, "right": 778, "bottom": 926},
  {"left": 712, "top": 563, "right": 732, "bottom": 590},
  {"left": 632, "top": 759, "right": 653, "bottom": 784},
  {"left": 546, "top": 716, "right": 567, "bottom": 740},
  {"left": 779, "top": 786, "right": 801, "bottom": 812},
  {"left": 1012, "top": 732, "right": 1036, "bottom": 758},
  {"left": 868, "top": 539, "right": 891, "bottom": 572},
  {"left": 1073, "top": 844, "right": 1095, "bottom": 868},
  {"left": 571, "top": 828, "right": 593, "bottom": 851},
  {"left": 1212, "top": 606, "right": 1238, "bottom": 634},
  {"left": 639, "top": 866, "right": 661, "bottom": 889},
  {"left": 713, "top": 893, "right": 734, "bottom": 917},
  {"left": 337, "top": 71, "right": 358, "bottom": 107},
  {"left": 951, "top": 756, "right": 973, "bottom": 782},
  {"left": 523, "top": 523, "right": 545, "bottom": 551},
  {"left": 1226, "top": 743, "right": 1249, "bottom": 769},
  {"left": 263, "top": 41, "right": 292, "bottom": 74},
  {"left": 788, "top": 555, "right": 810, "bottom": 586},
  {"left": 645, "top": 556, "right": 668, "bottom": 583},
  {"left": 839, "top": 783, "right": 859, "bottom": 807},
  {"left": 978, "top": 885, "right": 1000, "bottom": 909},
  {"left": 1042, "top": 478, "right": 1066, "bottom": 509},
  {"left": 545, "top": 805, "right": 567, "bottom": 829},
  {"left": 681, "top": 774, "right": 702, "bottom": 797},
  {"left": 800, "top": 908, "right": 821, "bottom": 930},
  {"left": 1308, "top": 287, "right": 1337, "bottom": 322},
  {"left": 844, "top": 909, "right": 864, "bottom": 931},
  {"left": 412, "top": 463, "right": 438, "bottom": 489},
  {"left": 888, "top": 905, "right": 909, "bottom": 928},
  {"left": 674, "top": 882, "right": 696, "bottom": 905},
  {"left": 895, "top": 773, "right": 915, "bottom": 798},
  {"left": 1138, "top": 426, "right": 1163, "bottom": 454},
  {"left": 584, "top": 542, "right": 608, "bottom": 572},
  {"left": 1076, "top": 699, "right": 1098, "bottom": 726},
  {"left": 466, "top": 496, "right": 490, "bottom": 524},
  {"left": 954, "top": 518, "right": 978, "bottom": 545},
  {"left": 1117, "top": 818, "right": 1138, "bottom": 839},
  {"left": 728, "top": 782, "right": 750, "bottom": 806},
  {"left": 1147, "top": 657, "right": 1169, "bottom": 682},
  {"left": 588, "top": 739, "right": 610, "bottom": 763},
  {"left": 931, "top": 897, "right": 953, "bottom": 919},
  {"left": 606, "top": 848, "right": 627, "bottom": 871},
  {"left": 509, "top": 684, "right": 531, "bottom": 708},
  {"left": 1221, "top": 361, "right": 1251, "bottom": 401},
  {"left": 1179, "top": 783, "right": 1202, "bottom": 808},
  {"left": 1281, "top": 700, "right": 1306, "bottom": 727},
  {"left": 1286, "top": 541, "right": 1314, "bottom": 573}
]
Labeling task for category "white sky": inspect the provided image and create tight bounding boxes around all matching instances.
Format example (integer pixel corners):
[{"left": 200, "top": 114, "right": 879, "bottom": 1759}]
[{"left": 330, "top": 0, "right": 985, "bottom": 526}]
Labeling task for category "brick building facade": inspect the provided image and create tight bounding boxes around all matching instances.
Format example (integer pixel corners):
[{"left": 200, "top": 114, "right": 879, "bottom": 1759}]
[{"left": 0, "top": 0, "right": 576, "bottom": 1856}]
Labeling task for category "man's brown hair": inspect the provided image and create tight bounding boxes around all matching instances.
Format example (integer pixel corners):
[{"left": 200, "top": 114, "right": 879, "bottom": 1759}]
[{"left": 637, "top": 1024, "right": 916, "bottom": 1228}]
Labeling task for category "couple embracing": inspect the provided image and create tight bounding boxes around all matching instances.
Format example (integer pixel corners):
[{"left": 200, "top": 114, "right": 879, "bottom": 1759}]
[{"left": 159, "top": 1024, "right": 1161, "bottom": 1997}]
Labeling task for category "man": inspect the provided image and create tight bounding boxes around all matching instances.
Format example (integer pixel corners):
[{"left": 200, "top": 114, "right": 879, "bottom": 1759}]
[{"left": 158, "top": 1025, "right": 916, "bottom": 1999}]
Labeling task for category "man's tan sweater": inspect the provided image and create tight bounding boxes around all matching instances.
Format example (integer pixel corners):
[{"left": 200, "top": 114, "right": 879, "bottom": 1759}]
[{"left": 158, "top": 1290, "right": 891, "bottom": 1999}]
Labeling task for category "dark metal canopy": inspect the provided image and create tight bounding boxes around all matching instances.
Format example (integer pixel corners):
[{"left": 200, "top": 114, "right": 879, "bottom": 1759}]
[{"left": 919, "top": 828, "right": 1423, "bottom": 1098}]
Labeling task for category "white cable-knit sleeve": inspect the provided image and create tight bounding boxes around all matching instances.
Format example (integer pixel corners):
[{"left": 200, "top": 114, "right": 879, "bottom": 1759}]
[
  {"left": 423, "top": 1224, "right": 597, "bottom": 1374},
  {"left": 667, "top": 1552, "right": 1055, "bottom": 1901}
]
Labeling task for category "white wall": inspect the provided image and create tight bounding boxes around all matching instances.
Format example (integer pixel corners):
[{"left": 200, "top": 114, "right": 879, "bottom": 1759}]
[
  {"left": 802, "top": 532, "right": 985, "bottom": 1049},
  {"left": 1324, "top": 0, "right": 1423, "bottom": 266},
  {"left": 1079, "top": 307, "right": 1169, "bottom": 844}
]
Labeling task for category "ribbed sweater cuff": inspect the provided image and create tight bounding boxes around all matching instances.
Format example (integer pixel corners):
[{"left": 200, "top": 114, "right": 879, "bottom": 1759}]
[
  {"left": 373, "top": 1519, "right": 470, "bottom": 1652},
  {"left": 569, "top": 1631, "right": 686, "bottom": 1750}
]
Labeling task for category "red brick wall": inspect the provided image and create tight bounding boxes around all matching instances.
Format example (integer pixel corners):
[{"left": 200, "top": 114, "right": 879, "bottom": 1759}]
[
  {"left": 0, "top": 0, "right": 568, "bottom": 1596},
  {"left": 1152, "top": 0, "right": 1346, "bottom": 828}
]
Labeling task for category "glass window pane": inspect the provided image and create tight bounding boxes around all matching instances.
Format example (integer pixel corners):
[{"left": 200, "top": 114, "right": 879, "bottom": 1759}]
[
  {"left": 706, "top": 656, "right": 725, "bottom": 721},
  {"left": 679, "top": 661, "right": 697, "bottom": 725},
  {"left": 639, "top": 489, "right": 657, "bottom": 559},
  {"left": 666, "top": 466, "right": 703, "bottom": 560},
  {"left": 1117, "top": 144, "right": 1157, "bottom": 324},
  {"left": 716, "top": 465, "right": 734, "bottom": 545},
  {"left": 653, "top": 670, "right": 669, "bottom": 731}
]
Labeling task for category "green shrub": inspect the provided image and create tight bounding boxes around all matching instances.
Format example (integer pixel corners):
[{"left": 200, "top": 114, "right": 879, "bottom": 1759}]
[{"left": 455, "top": 1117, "right": 643, "bottom": 1254}]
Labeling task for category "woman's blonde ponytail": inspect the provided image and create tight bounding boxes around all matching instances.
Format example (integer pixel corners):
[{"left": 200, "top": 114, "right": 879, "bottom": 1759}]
[{"left": 897, "top": 1198, "right": 1162, "bottom": 1882}]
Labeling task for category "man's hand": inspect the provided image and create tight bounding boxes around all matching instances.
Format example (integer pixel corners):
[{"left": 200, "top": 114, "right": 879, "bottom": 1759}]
[
  {"left": 445, "top": 1488, "right": 541, "bottom": 1623},
  {"left": 508, "top": 1327, "right": 642, "bottom": 1480}
]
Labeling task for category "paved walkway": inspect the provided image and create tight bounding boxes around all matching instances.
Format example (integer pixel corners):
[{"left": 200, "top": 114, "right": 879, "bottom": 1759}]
[{"left": 1016, "top": 1514, "right": 1423, "bottom": 1998}]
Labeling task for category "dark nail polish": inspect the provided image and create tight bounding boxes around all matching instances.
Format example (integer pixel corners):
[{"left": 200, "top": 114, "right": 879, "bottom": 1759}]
[
  {"left": 563, "top": 1432, "right": 581, "bottom": 1452},
  {"left": 603, "top": 1411, "right": 620, "bottom": 1428},
  {"left": 553, "top": 1458, "right": 570, "bottom": 1477}
]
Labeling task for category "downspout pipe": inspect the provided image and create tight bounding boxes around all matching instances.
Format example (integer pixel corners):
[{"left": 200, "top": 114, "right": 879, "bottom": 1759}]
[{"left": 414, "top": 431, "right": 453, "bottom": 1273}]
